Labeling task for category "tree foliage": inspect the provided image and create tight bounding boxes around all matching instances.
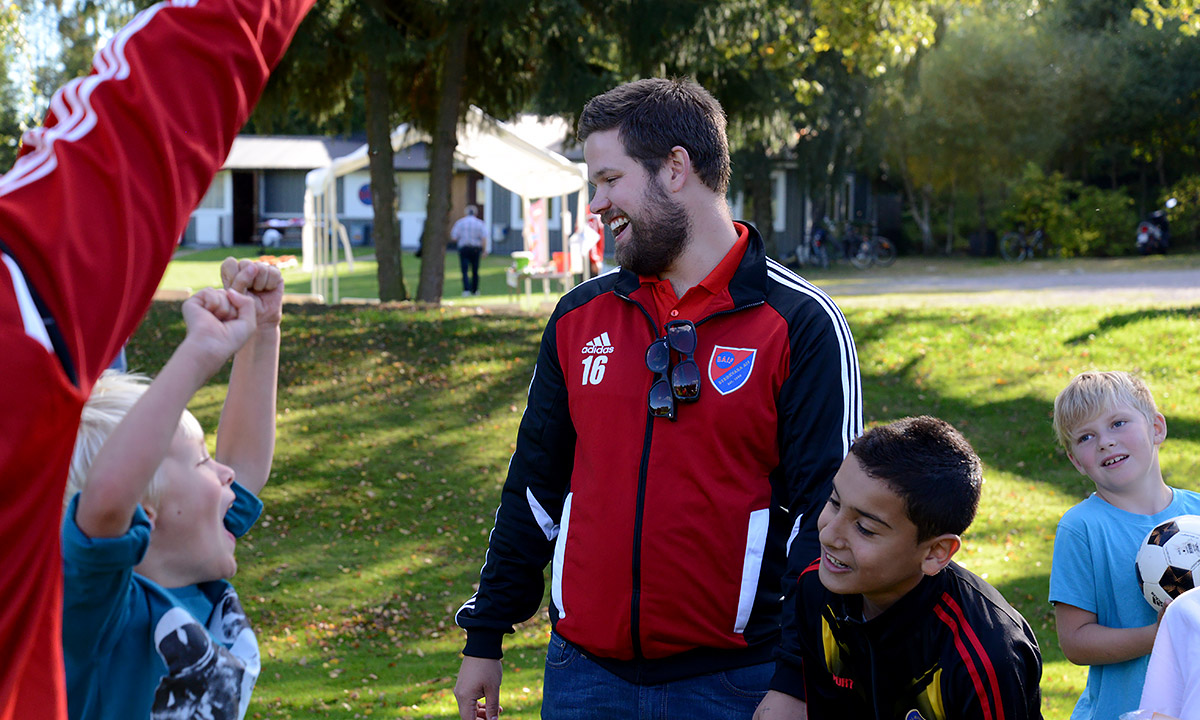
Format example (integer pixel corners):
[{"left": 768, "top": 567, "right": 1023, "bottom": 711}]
[
  {"left": 0, "top": 3, "right": 24, "bottom": 170},
  {"left": 870, "top": 0, "right": 1200, "bottom": 254}
]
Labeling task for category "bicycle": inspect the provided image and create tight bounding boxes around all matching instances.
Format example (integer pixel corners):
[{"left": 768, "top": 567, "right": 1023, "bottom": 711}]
[
  {"left": 999, "top": 227, "right": 1047, "bottom": 262},
  {"left": 798, "top": 219, "right": 896, "bottom": 270},
  {"left": 847, "top": 233, "right": 897, "bottom": 269}
]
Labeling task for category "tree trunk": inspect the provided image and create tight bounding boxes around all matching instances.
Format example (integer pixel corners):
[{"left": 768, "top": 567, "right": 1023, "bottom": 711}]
[
  {"left": 976, "top": 188, "right": 988, "bottom": 243},
  {"left": 416, "top": 20, "right": 469, "bottom": 303},
  {"left": 945, "top": 177, "right": 956, "bottom": 256},
  {"left": 365, "top": 51, "right": 406, "bottom": 302},
  {"left": 744, "top": 147, "right": 775, "bottom": 257},
  {"left": 921, "top": 188, "right": 933, "bottom": 254},
  {"left": 897, "top": 159, "right": 933, "bottom": 255}
]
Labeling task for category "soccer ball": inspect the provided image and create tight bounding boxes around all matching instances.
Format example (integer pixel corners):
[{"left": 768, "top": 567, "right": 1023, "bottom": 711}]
[{"left": 1135, "top": 514, "right": 1200, "bottom": 610}]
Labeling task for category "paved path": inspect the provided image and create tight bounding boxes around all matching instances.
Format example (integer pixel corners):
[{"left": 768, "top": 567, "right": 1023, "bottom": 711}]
[{"left": 811, "top": 263, "right": 1200, "bottom": 306}]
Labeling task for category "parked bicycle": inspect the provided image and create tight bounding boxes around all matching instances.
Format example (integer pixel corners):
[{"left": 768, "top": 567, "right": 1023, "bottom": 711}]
[
  {"left": 847, "top": 233, "right": 897, "bottom": 269},
  {"left": 804, "top": 219, "right": 896, "bottom": 270},
  {"left": 999, "top": 226, "right": 1047, "bottom": 262}
]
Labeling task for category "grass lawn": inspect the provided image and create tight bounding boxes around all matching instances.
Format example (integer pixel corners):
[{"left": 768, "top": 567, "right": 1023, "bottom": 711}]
[
  {"left": 162, "top": 246, "right": 536, "bottom": 308},
  {"left": 137, "top": 252, "right": 1200, "bottom": 719}
]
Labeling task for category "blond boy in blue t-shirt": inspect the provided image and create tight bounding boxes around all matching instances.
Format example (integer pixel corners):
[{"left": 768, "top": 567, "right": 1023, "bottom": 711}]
[{"left": 1050, "top": 371, "right": 1200, "bottom": 720}]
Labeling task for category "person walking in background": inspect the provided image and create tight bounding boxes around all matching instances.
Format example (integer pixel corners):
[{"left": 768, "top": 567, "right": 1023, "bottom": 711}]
[
  {"left": 452, "top": 77, "right": 861, "bottom": 720},
  {"left": 0, "top": 0, "right": 313, "bottom": 715},
  {"left": 451, "top": 205, "right": 488, "bottom": 296}
]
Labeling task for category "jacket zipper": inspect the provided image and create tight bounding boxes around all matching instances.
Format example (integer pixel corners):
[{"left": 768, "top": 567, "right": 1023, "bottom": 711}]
[
  {"left": 695, "top": 299, "right": 765, "bottom": 328},
  {"left": 614, "top": 288, "right": 764, "bottom": 659},
  {"left": 868, "top": 636, "right": 882, "bottom": 720},
  {"left": 629, "top": 413, "right": 655, "bottom": 659},
  {"left": 617, "top": 290, "right": 660, "bottom": 660}
]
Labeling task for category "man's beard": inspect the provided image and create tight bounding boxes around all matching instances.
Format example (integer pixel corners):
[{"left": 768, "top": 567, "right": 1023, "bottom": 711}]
[{"left": 614, "top": 177, "right": 690, "bottom": 276}]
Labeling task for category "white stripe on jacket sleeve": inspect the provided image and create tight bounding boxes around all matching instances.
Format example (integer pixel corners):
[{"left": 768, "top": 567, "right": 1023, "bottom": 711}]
[
  {"left": 735, "top": 508, "right": 771, "bottom": 633},
  {"left": 551, "top": 492, "right": 573, "bottom": 620}
]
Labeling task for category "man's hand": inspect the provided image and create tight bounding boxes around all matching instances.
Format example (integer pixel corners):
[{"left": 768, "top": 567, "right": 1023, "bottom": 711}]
[
  {"left": 753, "top": 690, "right": 807, "bottom": 720},
  {"left": 220, "top": 257, "right": 284, "bottom": 327},
  {"left": 181, "top": 287, "right": 257, "bottom": 369},
  {"left": 454, "top": 656, "right": 502, "bottom": 720}
]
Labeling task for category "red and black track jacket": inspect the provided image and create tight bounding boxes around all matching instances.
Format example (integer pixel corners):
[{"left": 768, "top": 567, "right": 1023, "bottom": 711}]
[
  {"left": 456, "top": 224, "right": 862, "bottom": 682},
  {"left": 0, "top": 0, "right": 312, "bottom": 715},
  {"left": 774, "top": 559, "right": 1044, "bottom": 719}
]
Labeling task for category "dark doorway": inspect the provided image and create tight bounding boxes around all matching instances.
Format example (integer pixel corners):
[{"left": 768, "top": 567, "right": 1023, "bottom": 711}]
[
  {"left": 467, "top": 171, "right": 483, "bottom": 216},
  {"left": 232, "top": 171, "right": 257, "bottom": 245}
]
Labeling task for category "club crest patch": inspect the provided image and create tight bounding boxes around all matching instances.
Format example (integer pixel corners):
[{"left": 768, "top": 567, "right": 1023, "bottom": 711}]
[
  {"left": 905, "top": 711, "right": 926, "bottom": 720},
  {"left": 708, "top": 345, "right": 756, "bottom": 395}
]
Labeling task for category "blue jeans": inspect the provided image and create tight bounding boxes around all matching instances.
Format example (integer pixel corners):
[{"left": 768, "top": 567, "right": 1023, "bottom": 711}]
[
  {"left": 541, "top": 632, "right": 771, "bottom": 720},
  {"left": 459, "top": 245, "right": 482, "bottom": 293}
]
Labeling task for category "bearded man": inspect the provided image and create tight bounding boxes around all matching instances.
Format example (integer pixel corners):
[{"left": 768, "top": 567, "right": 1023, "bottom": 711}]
[{"left": 453, "top": 77, "right": 862, "bottom": 720}]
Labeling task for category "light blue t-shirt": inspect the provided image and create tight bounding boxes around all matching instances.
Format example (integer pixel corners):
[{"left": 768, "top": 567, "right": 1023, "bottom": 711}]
[
  {"left": 1049, "top": 487, "right": 1200, "bottom": 720},
  {"left": 61, "top": 483, "right": 263, "bottom": 720}
]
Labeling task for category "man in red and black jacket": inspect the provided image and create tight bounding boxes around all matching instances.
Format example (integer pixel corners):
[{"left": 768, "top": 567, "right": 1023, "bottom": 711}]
[
  {"left": 454, "top": 78, "right": 862, "bottom": 720},
  {"left": 0, "top": 0, "right": 313, "bottom": 716}
]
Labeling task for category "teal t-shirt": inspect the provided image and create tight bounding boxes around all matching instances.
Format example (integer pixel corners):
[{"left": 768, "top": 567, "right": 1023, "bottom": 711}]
[
  {"left": 1049, "top": 487, "right": 1200, "bottom": 720},
  {"left": 61, "top": 483, "right": 263, "bottom": 720}
]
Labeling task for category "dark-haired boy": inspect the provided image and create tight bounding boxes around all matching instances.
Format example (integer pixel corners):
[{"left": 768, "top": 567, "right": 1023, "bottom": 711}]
[{"left": 755, "top": 416, "right": 1044, "bottom": 720}]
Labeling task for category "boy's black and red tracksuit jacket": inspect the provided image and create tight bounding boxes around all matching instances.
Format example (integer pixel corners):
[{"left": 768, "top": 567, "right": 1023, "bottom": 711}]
[
  {"left": 456, "top": 223, "right": 862, "bottom": 682},
  {"left": 773, "top": 559, "right": 1044, "bottom": 719}
]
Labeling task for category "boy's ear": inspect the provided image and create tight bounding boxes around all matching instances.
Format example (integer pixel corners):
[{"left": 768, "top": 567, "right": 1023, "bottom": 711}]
[
  {"left": 1152, "top": 412, "right": 1167, "bottom": 446},
  {"left": 920, "top": 534, "right": 961, "bottom": 577}
]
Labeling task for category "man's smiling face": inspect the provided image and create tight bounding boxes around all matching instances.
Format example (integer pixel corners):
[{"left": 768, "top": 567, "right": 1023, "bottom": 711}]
[{"left": 584, "top": 128, "right": 689, "bottom": 276}]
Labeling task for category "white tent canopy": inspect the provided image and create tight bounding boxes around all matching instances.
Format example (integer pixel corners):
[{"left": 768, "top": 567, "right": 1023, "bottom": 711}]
[{"left": 302, "top": 107, "right": 588, "bottom": 300}]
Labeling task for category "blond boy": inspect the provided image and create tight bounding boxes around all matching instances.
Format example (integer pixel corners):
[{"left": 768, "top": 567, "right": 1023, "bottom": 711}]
[
  {"left": 61, "top": 260, "right": 281, "bottom": 720},
  {"left": 1050, "top": 371, "right": 1200, "bottom": 720}
]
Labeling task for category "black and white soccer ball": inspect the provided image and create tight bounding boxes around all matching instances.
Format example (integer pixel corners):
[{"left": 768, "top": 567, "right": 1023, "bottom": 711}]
[{"left": 1135, "top": 514, "right": 1200, "bottom": 610}]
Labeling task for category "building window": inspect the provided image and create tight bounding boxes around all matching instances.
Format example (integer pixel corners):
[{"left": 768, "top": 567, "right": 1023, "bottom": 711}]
[
  {"left": 262, "top": 171, "right": 307, "bottom": 214},
  {"left": 771, "top": 170, "right": 786, "bottom": 232},
  {"left": 198, "top": 172, "right": 227, "bottom": 210},
  {"left": 398, "top": 173, "right": 430, "bottom": 213},
  {"left": 510, "top": 192, "right": 523, "bottom": 229}
]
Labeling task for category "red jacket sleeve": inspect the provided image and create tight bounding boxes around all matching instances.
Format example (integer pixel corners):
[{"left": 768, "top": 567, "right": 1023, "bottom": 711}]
[
  {"left": 0, "top": 0, "right": 314, "bottom": 390},
  {"left": 0, "top": 1, "right": 313, "bottom": 717}
]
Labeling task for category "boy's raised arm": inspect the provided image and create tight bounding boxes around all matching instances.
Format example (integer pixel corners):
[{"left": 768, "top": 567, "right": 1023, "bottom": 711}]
[
  {"left": 214, "top": 258, "right": 283, "bottom": 495},
  {"left": 75, "top": 289, "right": 256, "bottom": 539}
]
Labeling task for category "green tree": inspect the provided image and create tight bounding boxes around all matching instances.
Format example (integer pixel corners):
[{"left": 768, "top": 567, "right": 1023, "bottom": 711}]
[
  {"left": 256, "top": 0, "right": 605, "bottom": 303},
  {"left": 879, "top": 14, "right": 1066, "bottom": 252},
  {"left": 1134, "top": 0, "right": 1200, "bottom": 34},
  {"left": 250, "top": 0, "right": 411, "bottom": 300},
  {"left": 0, "top": 3, "right": 23, "bottom": 170}
]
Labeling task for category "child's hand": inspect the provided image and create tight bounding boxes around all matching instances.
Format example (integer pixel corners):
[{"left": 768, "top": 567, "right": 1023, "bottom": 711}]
[
  {"left": 181, "top": 286, "right": 257, "bottom": 365},
  {"left": 220, "top": 257, "right": 284, "bottom": 327}
]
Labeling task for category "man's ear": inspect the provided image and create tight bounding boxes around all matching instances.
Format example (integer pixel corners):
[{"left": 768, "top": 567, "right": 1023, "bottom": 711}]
[
  {"left": 920, "top": 534, "right": 961, "bottom": 576},
  {"left": 662, "top": 146, "right": 691, "bottom": 192}
]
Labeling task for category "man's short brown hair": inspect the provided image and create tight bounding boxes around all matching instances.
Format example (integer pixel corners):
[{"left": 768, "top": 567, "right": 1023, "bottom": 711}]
[{"left": 578, "top": 77, "right": 730, "bottom": 195}]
